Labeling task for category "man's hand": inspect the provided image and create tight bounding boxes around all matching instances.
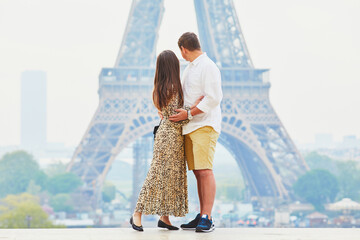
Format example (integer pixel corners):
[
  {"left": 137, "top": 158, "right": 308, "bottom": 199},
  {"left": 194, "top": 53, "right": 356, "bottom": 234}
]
[{"left": 169, "top": 109, "right": 188, "bottom": 122}]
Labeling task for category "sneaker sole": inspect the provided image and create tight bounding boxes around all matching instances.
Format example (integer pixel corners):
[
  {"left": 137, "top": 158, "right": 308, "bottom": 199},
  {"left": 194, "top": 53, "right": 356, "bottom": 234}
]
[
  {"left": 195, "top": 226, "right": 215, "bottom": 233},
  {"left": 181, "top": 227, "right": 196, "bottom": 230}
]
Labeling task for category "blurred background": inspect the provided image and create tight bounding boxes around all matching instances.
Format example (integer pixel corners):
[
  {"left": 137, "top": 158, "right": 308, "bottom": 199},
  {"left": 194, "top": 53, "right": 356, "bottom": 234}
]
[{"left": 0, "top": 0, "right": 359, "bottom": 228}]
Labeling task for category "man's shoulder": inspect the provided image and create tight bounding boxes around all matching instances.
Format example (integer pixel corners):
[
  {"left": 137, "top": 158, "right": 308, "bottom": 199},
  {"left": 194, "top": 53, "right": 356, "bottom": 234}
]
[
  {"left": 201, "top": 56, "right": 219, "bottom": 70},
  {"left": 200, "top": 57, "right": 220, "bottom": 76}
]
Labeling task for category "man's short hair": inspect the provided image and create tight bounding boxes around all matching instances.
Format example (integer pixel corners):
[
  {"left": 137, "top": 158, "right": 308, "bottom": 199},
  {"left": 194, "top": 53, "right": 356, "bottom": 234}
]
[{"left": 178, "top": 32, "right": 201, "bottom": 51}]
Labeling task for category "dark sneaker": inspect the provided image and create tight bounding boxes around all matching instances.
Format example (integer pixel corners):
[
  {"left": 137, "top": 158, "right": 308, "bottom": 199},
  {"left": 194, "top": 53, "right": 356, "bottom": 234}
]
[
  {"left": 180, "top": 213, "right": 201, "bottom": 230},
  {"left": 196, "top": 214, "right": 215, "bottom": 233}
]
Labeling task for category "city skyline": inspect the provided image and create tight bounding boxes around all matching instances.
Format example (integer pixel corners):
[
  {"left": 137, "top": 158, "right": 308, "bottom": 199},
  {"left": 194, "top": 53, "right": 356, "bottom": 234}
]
[{"left": 0, "top": 0, "right": 359, "bottom": 146}]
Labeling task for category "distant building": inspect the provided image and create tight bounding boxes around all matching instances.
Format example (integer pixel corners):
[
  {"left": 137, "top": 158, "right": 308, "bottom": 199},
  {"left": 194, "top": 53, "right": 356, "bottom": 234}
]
[
  {"left": 20, "top": 71, "right": 47, "bottom": 149},
  {"left": 342, "top": 135, "right": 358, "bottom": 149}
]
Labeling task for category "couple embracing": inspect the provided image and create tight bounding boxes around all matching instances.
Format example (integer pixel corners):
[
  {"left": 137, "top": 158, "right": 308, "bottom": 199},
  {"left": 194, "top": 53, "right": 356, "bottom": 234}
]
[{"left": 130, "top": 32, "right": 222, "bottom": 233}]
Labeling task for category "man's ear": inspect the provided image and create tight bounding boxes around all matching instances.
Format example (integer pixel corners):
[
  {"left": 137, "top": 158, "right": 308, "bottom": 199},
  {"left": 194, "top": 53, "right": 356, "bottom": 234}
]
[{"left": 181, "top": 46, "right": 187, "bottom": 54}]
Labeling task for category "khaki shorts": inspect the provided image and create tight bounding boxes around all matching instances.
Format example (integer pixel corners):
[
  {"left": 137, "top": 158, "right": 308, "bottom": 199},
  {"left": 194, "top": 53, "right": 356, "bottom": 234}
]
[{"left": 185, "top": 126, "right": 219, "bottom": 171}]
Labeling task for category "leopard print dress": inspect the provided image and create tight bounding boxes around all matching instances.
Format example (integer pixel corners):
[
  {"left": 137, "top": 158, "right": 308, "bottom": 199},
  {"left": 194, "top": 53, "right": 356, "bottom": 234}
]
[{"left": 134, "top": 94, "right": 189, "bottom": 217}]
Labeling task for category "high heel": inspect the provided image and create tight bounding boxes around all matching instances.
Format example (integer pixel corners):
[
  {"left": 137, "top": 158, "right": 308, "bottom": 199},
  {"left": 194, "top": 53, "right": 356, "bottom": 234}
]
[
  {"left": 158, "top": 219, "right": 179, "bottom": 230},
  {"left": 130, "top": 216, "right": 144, "bottom": 232}
]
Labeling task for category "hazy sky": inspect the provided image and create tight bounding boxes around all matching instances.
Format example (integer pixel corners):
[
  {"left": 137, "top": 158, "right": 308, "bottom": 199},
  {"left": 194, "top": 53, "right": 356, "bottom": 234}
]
[{"left": 0, "top": 0, "right": 359, "bottom": 146}]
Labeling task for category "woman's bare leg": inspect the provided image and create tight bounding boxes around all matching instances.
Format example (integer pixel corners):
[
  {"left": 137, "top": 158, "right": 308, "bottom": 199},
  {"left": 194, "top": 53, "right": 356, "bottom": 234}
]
[
  {"left": 133, "top": 211, "right": 142, "bottom": 226},
  {"left": 160, "top": 215, "right": 172, "bottom": 225}
]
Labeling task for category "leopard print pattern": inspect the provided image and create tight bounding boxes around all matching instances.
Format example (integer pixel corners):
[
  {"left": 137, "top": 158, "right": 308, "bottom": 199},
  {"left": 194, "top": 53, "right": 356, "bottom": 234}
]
[{"left": 134, "top": 93, "right": 189, "bottom": 217}]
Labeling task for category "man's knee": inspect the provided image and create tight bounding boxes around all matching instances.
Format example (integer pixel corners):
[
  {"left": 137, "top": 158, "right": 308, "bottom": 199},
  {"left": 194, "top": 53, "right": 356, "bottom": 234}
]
[{"left": 193, "top": 169, "right": 213, "bottom": 178}]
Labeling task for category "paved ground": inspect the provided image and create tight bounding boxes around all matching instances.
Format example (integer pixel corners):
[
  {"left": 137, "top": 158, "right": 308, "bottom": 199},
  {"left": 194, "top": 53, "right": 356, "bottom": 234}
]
[{"left": 0, "top": 228, "right": 359, "bottom": 240}]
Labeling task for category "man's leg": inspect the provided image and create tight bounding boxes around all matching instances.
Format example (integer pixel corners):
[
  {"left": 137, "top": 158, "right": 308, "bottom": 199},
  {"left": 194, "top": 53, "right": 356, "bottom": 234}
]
[
  {"left": 194, "top": 169, "right": 216, "bottom": 218},
  {"left": 190, "top": 126, "right": 218, "bottom": 218},
  {"left": 182, "top": 127, "right": 218, "bottom": 231},
  {"left": 181, "top": 135, "right": 202, "bottom": 230},
  {"left": 194, "top": 171, "right": 203, "bottom": 214}
]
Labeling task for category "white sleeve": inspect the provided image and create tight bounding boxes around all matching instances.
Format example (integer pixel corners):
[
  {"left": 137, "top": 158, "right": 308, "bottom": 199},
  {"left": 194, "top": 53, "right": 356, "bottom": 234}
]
[
  {"left": 181, "top": 65, "right": 189, "bottom": 86},
  {"left": 196, "top": 64, "right": 223, "bottom": 113}
]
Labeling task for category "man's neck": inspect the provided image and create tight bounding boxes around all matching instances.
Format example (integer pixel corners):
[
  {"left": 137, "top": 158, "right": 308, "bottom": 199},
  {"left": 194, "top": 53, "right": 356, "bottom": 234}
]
[{"left": 188, "top": 50, "right": 203, "bottom": 62}]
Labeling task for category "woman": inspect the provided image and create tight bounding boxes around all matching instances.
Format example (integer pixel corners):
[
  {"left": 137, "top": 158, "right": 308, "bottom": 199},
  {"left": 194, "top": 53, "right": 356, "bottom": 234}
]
[
  {"left": 130, "top": 50, "right": 188, "bottom": 231},
  {"left": 130, "top": 50, "right": 199, "bottom": 231}
]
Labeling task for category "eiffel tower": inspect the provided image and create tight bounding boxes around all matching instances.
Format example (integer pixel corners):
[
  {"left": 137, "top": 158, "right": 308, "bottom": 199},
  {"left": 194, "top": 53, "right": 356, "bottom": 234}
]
[{"left": 67, "top": 0, "right": 309, "bottom": 208}]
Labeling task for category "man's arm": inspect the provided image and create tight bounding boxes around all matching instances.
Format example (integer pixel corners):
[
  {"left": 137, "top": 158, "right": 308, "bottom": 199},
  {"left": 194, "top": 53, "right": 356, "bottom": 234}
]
[
  {"left": 168, "top": 106, "right": 203, "bottom": 122},
  {"left": 169, "top": 64, "right": 222, "bottom": 122},
  {"left": 190, "top": 107, "right": 203, "bottom": 116},
  {"left": 195, "top": 64, "right": 222, "bottom": 113}
]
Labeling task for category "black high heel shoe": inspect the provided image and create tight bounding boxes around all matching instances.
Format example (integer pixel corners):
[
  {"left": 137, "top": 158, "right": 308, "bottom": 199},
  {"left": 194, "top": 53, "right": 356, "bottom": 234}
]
[
  {"left": 130, "top": 216, "right": 144, "bottom": 232},
  {"left": 158, "top": 219, "right": 179, "bottom": 230}
]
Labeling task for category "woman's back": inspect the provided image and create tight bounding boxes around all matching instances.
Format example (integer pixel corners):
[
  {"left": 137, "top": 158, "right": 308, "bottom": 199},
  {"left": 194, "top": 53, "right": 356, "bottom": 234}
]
[
  {"left": 135, "top": 93, "right": 189, "bottom": 217},
  {"left": 159, "top": 93, "right": 188, "bottom": 130}
]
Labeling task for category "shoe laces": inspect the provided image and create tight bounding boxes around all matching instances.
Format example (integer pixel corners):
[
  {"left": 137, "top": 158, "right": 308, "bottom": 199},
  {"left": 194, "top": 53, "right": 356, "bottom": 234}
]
[{"left": 198, "top": 215, "right": 212, "bottom": 226}]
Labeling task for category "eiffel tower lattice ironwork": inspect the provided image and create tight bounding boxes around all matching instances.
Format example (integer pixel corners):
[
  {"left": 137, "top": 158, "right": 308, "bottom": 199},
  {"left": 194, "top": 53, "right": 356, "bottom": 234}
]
[{"left": 67, "top": 0, "right": 309, "bottom": 208}]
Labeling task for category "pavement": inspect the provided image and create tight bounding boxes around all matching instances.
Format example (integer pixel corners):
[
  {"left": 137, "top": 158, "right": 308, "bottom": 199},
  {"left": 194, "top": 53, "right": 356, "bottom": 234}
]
[{"left": 0, "top": 228, "right": 359, "bottom": 240}]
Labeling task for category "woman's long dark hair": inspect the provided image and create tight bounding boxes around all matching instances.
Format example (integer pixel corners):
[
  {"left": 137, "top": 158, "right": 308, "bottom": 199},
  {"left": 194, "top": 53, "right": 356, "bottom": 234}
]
[{"left": 153, "top": 50, "right": 184, "bottom": 110}]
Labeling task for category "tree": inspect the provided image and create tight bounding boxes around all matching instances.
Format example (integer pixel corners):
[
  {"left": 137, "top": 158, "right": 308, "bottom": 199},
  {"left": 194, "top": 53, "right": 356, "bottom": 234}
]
[
  {"left": 293, "top": 169, "right": 339, "bottom": 211},
  {"left": 102, "top": 182, "right": 116, "bottom": 203},
  {"left": 34, "top": 170, "right": 49, "bottom": 190},
  {"left": 304, "top": 152, "right": 360, "bottom": 201},
  {"left": 26, "top": 180, "right": 42, "bottom": 196},
  {"left": 0, "top": 193, "right": 55, "bottom": 228},
  {"left": 49, "top": 194, "right": 73, "bottom": 212},
  {"left": 336, "top": 161, "right": 360, "bottom": 201},
  {"left": 216, "top": 181, "right": 244, "bottom": 202},
  {"left": 45, "top": 162, "right": 67, "bottom": 177},
  {"left": 0, "top": 151, "right": 47, "bottom": 198},
  {"left": 304, "top": 151, "right": 338, "bottom": 175},
  {"left": 70, "top": 192, "right": 92, "bottom": 213},
  {"left": 46, "top": 173, "right": 82, "bottom": 195}
]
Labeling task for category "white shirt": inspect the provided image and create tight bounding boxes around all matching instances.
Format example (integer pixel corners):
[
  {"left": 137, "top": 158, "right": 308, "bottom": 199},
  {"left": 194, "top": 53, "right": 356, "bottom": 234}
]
[{"left": 181, "top": 53, "right": 223, "bottom": 135}]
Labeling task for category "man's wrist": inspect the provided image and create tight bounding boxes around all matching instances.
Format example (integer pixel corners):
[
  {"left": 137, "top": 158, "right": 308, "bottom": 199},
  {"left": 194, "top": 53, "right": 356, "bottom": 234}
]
[{"left": 187, "top": 109, "right": 193, "bottom": 120}]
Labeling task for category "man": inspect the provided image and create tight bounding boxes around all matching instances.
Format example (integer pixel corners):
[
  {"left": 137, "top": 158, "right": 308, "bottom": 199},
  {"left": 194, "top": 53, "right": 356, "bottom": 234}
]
[{"left": 169, "top": 32, "right": 222, "bottom": 233}]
